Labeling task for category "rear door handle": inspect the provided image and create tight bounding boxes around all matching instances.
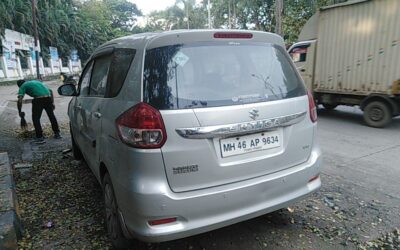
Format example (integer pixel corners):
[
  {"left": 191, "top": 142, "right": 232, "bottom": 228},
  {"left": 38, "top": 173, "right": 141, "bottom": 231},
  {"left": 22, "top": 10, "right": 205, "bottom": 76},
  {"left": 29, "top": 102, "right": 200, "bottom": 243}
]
[
  {"left": 76, "top": 105, "right": 82, "bottom": 110},
  {"left": 300, "top": 69, "right": 306, "bottom": 72},
  {"left": 93, "top": 112, "right": 102, "bottom": 118}
]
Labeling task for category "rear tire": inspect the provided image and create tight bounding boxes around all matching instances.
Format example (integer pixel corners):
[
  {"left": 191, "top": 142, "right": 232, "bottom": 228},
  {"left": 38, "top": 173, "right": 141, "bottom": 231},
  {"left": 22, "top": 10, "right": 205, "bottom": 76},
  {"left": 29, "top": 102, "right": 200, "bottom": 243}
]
[
  {"left": 71, "top": 130, "right": 83, "bottom": 160},
  {"left": 322, "top": 103, "right": 338, "bottom": 110},
  {"left": 363, "top": 101, "right": 392, "bottom": 128},
  {"left": 103, "top": 173, "right": 132, "bottom": 249}
]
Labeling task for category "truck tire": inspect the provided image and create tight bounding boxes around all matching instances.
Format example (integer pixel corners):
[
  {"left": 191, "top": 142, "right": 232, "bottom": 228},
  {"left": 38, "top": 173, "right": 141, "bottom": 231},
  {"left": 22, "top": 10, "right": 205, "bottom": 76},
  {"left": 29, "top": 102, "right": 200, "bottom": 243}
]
[
  {"left": 103, "top": 173, "right": 132, "bottom": 249},
  {"left": 363, "top": 101, "right": 392, "bottom": 128},
  {"left": 322, "top": 103, "right": 338, "bottom": 110}
]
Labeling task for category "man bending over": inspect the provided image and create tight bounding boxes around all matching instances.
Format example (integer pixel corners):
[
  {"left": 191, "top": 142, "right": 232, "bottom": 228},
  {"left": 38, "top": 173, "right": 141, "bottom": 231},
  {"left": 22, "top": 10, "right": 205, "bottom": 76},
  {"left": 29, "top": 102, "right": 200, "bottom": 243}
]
[{"left": 17, "top": 79, "right": 61, "bottom": 143}]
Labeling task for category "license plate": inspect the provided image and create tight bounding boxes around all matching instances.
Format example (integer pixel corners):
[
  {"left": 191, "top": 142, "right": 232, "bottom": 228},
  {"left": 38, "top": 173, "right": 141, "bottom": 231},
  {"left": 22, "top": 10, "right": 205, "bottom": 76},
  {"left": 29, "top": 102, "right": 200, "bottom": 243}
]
[{"left": 220, "top": 130, "right": 282, "bottom": 158}]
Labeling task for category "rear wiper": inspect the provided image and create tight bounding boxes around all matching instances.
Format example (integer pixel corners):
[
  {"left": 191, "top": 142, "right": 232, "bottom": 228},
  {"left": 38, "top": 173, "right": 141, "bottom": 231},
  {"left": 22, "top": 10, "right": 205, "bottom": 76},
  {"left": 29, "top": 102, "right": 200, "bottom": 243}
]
[{"left": 200, "top": 101, "right": 208, "bottom": 106}]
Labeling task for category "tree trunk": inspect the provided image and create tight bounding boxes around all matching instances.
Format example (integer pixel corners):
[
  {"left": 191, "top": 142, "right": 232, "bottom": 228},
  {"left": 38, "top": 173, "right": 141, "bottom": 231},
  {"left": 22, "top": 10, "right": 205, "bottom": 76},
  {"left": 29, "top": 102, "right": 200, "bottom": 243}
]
[{"left": 275, "top": 0, "right": 283, "bottom": 37}]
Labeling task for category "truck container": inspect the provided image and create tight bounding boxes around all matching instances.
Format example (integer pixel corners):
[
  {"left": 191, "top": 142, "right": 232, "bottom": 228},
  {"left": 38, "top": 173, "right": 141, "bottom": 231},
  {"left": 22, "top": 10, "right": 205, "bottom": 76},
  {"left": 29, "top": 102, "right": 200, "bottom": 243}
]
[{"left": 288, "top": 0, "right": 400, "bottom": 127}]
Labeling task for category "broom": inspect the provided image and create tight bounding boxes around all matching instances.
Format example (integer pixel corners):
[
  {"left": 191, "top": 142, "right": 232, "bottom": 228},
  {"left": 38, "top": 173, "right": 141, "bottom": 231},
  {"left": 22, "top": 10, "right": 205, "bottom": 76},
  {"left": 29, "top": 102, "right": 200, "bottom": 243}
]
[{"left": 20, "top": 112, "right": 27, "bottom": 130}]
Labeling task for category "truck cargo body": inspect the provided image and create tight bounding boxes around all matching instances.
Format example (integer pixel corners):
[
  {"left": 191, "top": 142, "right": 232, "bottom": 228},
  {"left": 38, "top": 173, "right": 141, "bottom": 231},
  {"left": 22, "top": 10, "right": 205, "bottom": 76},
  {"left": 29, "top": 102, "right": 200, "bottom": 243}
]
[{"left": 289, "top": 0, "right": 400, "bottom": 127}]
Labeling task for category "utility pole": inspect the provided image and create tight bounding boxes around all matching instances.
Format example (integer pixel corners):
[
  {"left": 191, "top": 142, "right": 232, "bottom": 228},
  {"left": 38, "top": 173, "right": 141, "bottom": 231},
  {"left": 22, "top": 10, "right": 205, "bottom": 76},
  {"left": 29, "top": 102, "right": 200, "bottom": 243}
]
[
  {"left": 31, "top": 0, "right": 40, "bottom": 79},
  {"left": 208, "top": 0, "right": 211, "bottom": 29},
  {"left": 233, "top": 0, "right": 236, "bottom": 29},
  {"left": 228, "top": 0, "right": 231, "bottom": 29},
  {"left": 186, "top": 1, "right": 190, "bottom": 29},
  {"left": 275, "top": 0, "right": 283, "bottom": 37}
]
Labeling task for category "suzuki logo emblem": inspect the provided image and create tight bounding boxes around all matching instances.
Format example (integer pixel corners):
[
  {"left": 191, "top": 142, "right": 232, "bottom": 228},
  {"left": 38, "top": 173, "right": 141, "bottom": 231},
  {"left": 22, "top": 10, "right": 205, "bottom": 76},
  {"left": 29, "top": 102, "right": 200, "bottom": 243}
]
[{"left": 249, "top": 109, "right": 259, "bottom": 120}]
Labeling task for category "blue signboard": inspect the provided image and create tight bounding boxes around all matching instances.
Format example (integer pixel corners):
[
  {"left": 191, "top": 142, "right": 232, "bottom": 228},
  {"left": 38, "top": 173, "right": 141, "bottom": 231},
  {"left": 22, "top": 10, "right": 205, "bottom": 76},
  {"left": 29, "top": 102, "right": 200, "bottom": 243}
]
[{"left": 49, "top": 46, "right": 59, "bottom": 64}]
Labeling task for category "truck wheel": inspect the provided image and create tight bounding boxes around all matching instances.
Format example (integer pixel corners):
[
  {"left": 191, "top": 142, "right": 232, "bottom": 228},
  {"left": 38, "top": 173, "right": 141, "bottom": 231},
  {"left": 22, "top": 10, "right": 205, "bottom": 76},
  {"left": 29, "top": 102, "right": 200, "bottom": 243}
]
[
  {"left": 322, "top": 103, "right": 338, "bottom": 110},
  {"left": 363, "top": 101, "right": 392, "bottom": 128},
  {"left": 103, "top": 173, "right": 132, "bottom": 249}
]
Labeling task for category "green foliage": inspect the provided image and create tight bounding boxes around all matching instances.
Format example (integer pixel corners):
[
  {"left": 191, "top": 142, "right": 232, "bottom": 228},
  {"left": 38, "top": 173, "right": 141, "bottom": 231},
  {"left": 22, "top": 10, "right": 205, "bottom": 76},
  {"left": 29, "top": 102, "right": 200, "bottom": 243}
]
[
  {"left": 0, "top": 0, "right": 141, "bottom": 61},
  {"left": 146, "top": 0, "right": 207, "bottom": 31},
  {"left": 145, "top": 0, "right": 348, "bottom": 44},
  {"left": 283, "top": 0, "right": 348, "bottom": 44},
  {"left": 0, "top": 0, "right": 349, "bottom": 62}
]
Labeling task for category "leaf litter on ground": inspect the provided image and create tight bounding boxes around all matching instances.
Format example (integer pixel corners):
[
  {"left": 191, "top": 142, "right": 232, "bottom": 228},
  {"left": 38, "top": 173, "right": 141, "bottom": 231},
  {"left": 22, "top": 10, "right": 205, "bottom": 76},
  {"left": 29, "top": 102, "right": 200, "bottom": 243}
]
[
  {"left": 15, "top": 151, "right": 112, "bottom": 249},
  {"left": 12, "top": 123, "right": 69, "bottom": 140},
  {"left": 358, "top": 228, "right": 400, "bottom": 250}
]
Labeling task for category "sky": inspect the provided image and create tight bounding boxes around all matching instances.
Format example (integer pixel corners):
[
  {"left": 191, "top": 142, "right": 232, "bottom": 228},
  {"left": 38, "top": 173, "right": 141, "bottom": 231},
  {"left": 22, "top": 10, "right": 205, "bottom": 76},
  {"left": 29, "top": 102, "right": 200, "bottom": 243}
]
[{"left": 130, "top": 0, "right": 177, "bottom": 15}]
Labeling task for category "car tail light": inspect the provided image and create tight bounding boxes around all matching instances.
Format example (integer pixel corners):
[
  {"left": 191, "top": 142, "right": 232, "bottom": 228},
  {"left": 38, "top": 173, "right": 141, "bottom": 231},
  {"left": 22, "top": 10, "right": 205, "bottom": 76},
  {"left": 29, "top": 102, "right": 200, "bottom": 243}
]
[
  {"left": 213, "top": 32, "right": 253, "bottom": 39},
  {"left": 116, "top": 102, "right": 167, "bottom": 148},
  {"left": 307, "top": 91, "right": 317, "bottom": 123},
  {"left": 148, "top": 217, "right": 177, "bottom": 226}
]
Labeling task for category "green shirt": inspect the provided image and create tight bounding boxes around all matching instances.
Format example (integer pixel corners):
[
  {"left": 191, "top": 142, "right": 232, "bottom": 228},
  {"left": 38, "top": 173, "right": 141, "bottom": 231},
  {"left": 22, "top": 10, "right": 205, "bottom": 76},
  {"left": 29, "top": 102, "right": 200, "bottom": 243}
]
[{"left": 18, "top": 80, "right": 51, "bottom": 98}]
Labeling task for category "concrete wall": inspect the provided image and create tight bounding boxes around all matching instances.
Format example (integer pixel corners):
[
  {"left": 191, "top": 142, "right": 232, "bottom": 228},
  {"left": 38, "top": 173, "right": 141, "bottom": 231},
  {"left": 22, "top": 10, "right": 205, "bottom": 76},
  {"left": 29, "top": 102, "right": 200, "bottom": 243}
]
[{"left": 0, "top": 56, "right": 82, "bottom": 81}]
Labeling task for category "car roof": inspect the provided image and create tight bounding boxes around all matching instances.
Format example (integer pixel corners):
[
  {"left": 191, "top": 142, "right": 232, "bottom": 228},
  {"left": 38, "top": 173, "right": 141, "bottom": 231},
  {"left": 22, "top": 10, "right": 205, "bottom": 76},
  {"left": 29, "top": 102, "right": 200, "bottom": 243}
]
[{"left": 94, "top": 29, "right": 285, "bottom": 53}]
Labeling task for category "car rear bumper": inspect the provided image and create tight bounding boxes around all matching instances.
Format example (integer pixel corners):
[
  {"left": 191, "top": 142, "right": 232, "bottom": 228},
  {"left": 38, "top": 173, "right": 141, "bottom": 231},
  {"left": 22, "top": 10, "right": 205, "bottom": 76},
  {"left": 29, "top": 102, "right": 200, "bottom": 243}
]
[{"left": 118, "top": 146, "right": 322, "bottom": 242}]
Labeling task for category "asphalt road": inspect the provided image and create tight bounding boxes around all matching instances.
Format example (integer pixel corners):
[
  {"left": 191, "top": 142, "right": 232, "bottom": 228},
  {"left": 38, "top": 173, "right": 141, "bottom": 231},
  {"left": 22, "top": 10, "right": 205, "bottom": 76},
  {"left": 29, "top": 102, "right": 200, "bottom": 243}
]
[
  {"left": 318, "top": 106, "right": 400, "bottom": 199},
  {"left": 314, "top": 106, "right": 400, "bottom": 247},
  {"left": 1, "top": 84, "right": 399, "bottom": 249}
]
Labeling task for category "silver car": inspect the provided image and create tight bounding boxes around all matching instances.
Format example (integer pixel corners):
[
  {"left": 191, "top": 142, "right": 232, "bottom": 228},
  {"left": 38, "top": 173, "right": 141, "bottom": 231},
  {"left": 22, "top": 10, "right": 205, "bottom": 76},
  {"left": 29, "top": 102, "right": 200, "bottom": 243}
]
[{"left": 58, "top": 30, "right": 322, "bottom": 248}]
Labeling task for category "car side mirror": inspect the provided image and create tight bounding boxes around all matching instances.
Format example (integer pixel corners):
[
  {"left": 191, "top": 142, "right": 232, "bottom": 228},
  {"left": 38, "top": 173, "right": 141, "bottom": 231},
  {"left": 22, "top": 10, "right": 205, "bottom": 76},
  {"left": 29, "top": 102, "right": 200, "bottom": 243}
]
[{"left": 58, "top": 83, "right": 77, "bottom": 96}]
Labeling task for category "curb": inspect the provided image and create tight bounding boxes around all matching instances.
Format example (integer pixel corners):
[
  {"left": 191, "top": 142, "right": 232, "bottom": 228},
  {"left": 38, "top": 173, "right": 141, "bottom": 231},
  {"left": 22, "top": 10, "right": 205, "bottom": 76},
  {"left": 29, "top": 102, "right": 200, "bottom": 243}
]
[{"left": 0, "top": 152, "right": 22, "bottom": 250}]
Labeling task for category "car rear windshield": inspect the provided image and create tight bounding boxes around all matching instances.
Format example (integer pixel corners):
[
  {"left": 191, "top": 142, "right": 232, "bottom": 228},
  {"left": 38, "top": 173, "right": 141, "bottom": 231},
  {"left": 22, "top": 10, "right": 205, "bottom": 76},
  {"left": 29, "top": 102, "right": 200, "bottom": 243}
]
[{"left": 143, "top": 42, "right": 306, "bottom": 110}]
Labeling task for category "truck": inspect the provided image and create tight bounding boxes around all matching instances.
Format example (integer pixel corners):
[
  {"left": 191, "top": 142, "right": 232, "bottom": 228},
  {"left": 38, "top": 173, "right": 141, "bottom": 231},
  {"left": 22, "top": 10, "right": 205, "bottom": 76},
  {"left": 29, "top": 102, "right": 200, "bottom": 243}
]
[{"left": 288, "top": 0, "right": 400, "bottom": 128}]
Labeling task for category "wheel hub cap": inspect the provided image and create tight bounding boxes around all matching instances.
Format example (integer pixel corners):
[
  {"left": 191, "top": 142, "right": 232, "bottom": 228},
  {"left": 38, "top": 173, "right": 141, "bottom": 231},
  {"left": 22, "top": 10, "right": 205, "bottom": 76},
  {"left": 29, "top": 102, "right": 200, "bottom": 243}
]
[{"left": 370, "top": 107, "right": 383, "bottom": 121}]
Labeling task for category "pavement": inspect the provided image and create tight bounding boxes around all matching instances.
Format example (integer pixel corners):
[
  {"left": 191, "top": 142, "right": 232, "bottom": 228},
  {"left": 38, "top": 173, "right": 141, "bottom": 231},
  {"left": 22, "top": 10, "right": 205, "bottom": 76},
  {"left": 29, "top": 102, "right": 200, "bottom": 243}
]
[
  {"left": 0, "top": 80, "right": 71, "bottom": 162},
  {"left": 0, "top": 82, "right": 399, "bottom": 249},
  {"left": 0, "top": 152, "right": 21, "bottom": 250}
]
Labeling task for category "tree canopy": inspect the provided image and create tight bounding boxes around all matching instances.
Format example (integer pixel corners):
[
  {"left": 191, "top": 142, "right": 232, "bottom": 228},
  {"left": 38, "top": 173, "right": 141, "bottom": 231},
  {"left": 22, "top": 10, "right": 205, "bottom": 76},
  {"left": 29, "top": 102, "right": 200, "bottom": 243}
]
[
  {"left": 0, "top": 0, "right": 142, "bottom": 61},
  {"left": 0, "top": 0, "right": 347, "bottom": 61},
  {"left": 144, "top": 0, "right": 347, "bottom": 43}
]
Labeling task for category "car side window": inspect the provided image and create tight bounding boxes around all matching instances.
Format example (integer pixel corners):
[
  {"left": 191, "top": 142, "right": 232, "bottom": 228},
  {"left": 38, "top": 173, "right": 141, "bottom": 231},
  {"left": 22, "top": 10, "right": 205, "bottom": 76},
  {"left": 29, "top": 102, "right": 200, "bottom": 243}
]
[
  {"left": 79, "top": 61, "right": 94, "bottom": 96},
  {"left": 105, "top": 49, "right": 136, "bottom": 98},
  {"left": 89, "top": 55, "right": 112, "bottom": 97}
]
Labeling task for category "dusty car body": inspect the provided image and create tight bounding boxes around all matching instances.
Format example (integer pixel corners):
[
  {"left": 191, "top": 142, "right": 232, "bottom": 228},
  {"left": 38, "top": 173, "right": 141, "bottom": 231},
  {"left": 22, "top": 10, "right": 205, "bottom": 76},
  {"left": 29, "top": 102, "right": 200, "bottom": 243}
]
[{"left": 59, "top": 30, "right": 322, "bottom": 248}]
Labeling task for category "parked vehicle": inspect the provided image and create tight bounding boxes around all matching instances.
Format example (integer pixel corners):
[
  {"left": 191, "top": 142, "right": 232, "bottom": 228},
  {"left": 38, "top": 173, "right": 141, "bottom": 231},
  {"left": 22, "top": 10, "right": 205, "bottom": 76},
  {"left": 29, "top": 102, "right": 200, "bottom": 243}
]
[
  {"left": 60, "top": 72, "right": 78, "bottom": 85},
  {"left": 288, "top": 0, "right": 400, "bottom": 128},
  {"left": 58, "top": 30, "right": 322, "bottom": 248}
]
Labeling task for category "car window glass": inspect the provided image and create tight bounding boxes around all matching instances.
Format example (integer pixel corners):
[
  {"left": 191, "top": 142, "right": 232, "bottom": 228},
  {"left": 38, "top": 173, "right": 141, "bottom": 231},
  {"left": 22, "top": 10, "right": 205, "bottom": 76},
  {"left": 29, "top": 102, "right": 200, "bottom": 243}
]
[
  {"left": 106, "top": 49, "right": 136, "bottom": 98},
  {"left": 79, "top": 61, "right": 93, "bottom": 96},
  {"left": 90, "top": 55, "right": 111, "bottom": 97},
  {"left": 144, "top": 42, "right": 306, "bottom": 110}
]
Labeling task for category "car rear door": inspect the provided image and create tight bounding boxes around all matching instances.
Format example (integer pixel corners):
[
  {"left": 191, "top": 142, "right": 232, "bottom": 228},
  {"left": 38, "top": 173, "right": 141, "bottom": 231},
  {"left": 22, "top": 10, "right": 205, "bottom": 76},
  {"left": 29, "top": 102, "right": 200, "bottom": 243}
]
[{"left": 143, "top": 41, "right": 315, "bottom": 193}]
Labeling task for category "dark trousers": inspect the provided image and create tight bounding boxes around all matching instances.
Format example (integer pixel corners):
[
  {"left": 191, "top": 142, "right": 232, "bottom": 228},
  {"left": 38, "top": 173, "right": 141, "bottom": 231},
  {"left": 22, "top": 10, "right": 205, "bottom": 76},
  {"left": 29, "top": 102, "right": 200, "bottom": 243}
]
[{"left": 32, "top": 97, "right": 60, "bottom": 138}]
